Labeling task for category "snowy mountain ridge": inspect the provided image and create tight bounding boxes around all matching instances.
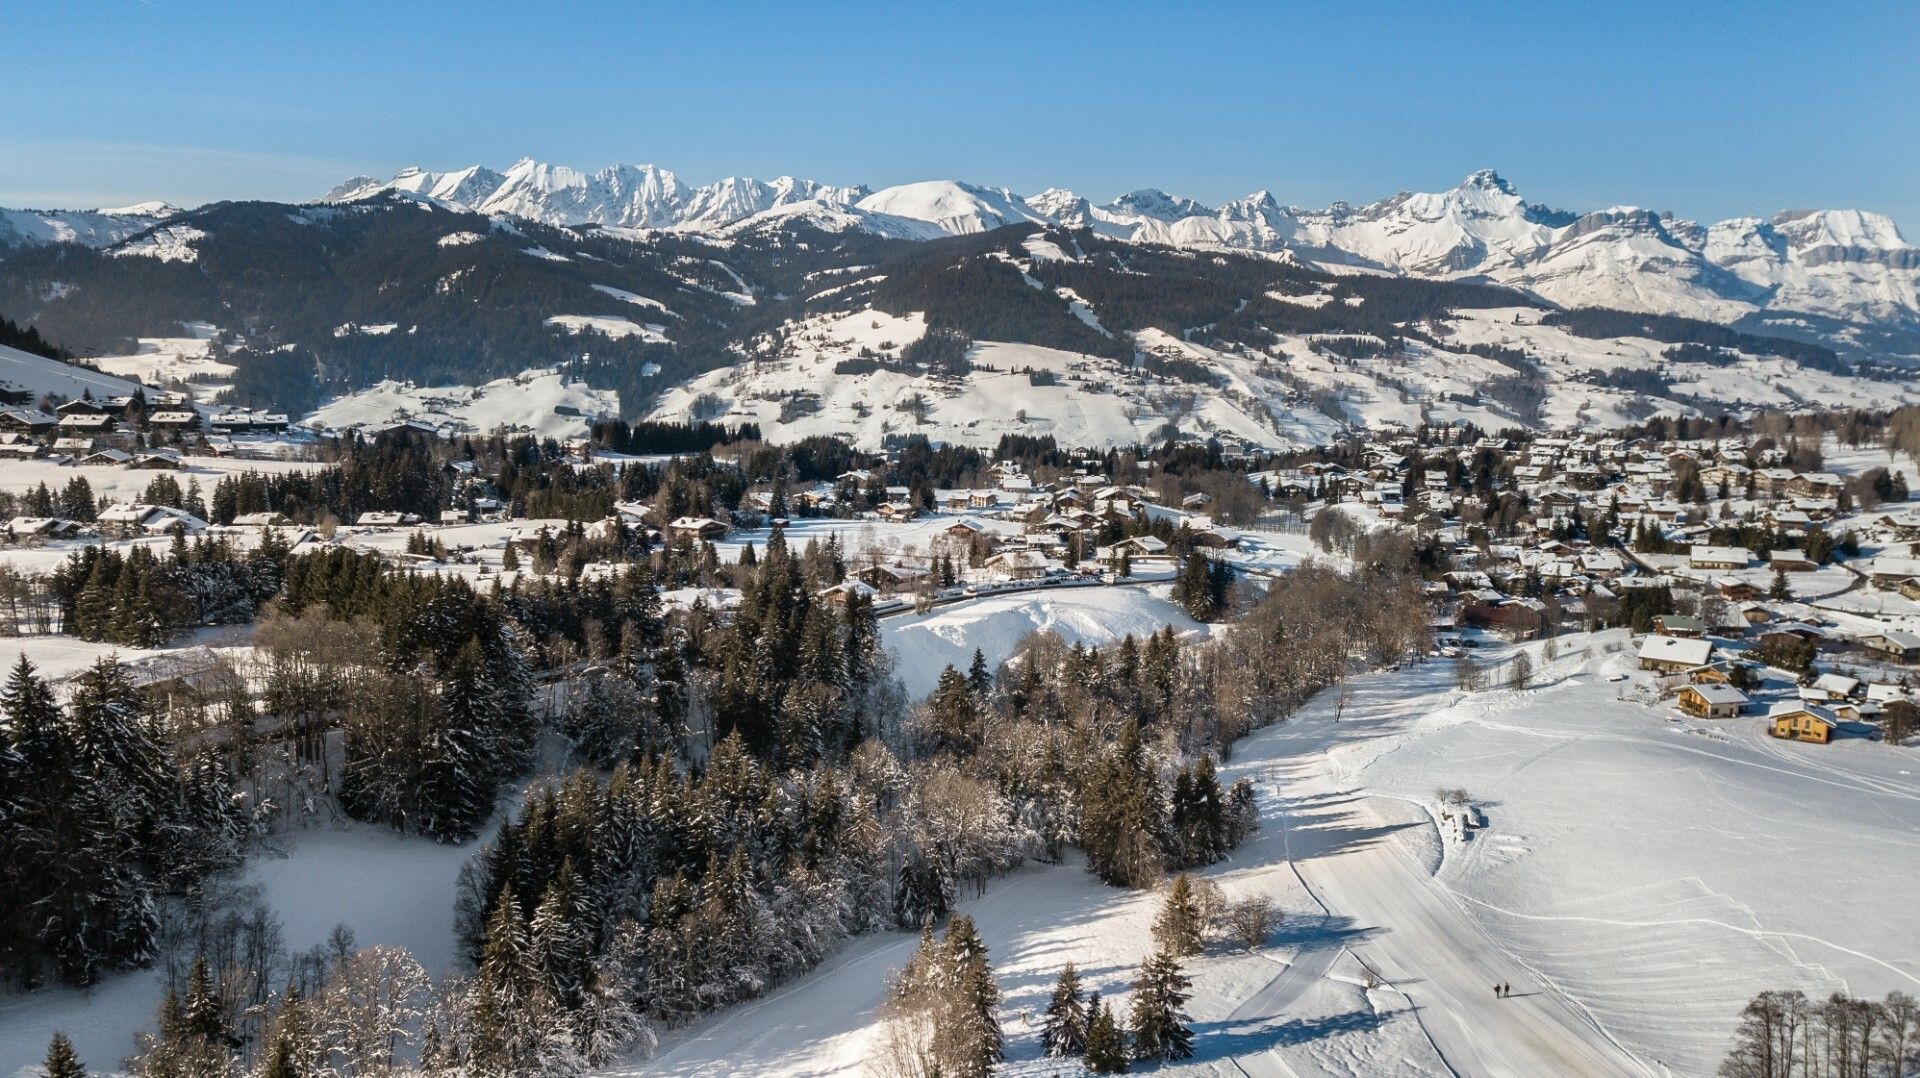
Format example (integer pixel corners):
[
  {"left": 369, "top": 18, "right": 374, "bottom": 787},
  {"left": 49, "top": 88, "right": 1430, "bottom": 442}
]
[
  {"left": 317, "top": 159, "right": 1920, "bottom": 335},
  {"left": 0, "top": 203, "right": 180, "bottom": 249}
]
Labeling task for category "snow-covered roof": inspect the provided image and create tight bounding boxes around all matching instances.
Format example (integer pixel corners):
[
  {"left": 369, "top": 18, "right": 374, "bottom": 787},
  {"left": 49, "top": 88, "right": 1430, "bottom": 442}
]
[{"left": 1638, "top": 635, "right": 1713, "bottom": 666}]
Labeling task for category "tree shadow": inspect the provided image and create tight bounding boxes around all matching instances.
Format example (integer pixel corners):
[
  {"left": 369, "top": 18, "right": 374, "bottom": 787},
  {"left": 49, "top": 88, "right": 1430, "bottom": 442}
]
[{"left": 1182, "top": 1007, "right": 1399, "bottom": 1061}]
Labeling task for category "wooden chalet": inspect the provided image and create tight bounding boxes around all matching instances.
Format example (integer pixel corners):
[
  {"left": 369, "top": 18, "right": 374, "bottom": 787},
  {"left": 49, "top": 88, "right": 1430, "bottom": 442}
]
[{"left": 1768, "top": 702, "right": 1836, "bottom": 744}]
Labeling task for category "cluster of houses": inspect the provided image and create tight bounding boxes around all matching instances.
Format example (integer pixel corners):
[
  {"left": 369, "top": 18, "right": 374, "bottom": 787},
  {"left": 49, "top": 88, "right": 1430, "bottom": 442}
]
[
  {"left": 0, "top": 392, "right": 290, "bottom": 467},
  {"left": 1252, "top": 424, "right": 1920, "bottom": 745},
  {"left": 1632, "top": 606, "right": 1917, "bottom": 746}
]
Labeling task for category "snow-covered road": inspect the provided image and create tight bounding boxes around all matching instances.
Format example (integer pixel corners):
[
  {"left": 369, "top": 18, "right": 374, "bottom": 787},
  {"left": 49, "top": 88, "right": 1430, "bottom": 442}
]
[{"left": 1221, "top": 664, "right": 1652, "bottom": 1078}]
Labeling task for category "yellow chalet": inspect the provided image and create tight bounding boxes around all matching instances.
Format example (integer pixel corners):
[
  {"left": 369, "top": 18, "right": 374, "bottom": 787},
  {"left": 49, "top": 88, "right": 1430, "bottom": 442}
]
[{"left": 1767, "top": 701, "right": 1836, "bottom": 744}]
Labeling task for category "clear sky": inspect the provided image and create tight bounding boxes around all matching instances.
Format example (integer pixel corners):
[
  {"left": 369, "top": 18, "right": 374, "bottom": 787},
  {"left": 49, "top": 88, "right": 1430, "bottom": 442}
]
[{"left": 3, "top": 0, "right": 1916, "bottom": 229}]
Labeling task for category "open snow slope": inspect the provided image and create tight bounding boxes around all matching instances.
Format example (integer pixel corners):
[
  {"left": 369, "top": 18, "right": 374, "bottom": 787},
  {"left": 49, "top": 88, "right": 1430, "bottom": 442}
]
[
  {"left": 0, "top": 342, "right": 150, "bottom": 405},
  {"left": 303, "top": 368, "right": 619, "bottom": 438},
  {"left": 882, "top": 582, "right": 1206, "bottom": 699}
]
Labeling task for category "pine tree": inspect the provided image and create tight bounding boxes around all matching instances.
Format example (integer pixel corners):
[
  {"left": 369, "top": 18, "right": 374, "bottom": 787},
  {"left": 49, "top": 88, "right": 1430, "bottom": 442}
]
[
  {"left": 43, "top": 1031, "right": 85, "bottom": 1078},
  {"left": 1769, "top": 565, "right": 1791, "bottom": 601},
  {"left": 1040, "top": 963, "right": 1088, "bottom": 1058},
  {"left": 1152, "top": 874, "right": 1205, "bottom": 957},
  {"left": 1128, "top": 947, "right": 1194, "bottom": 1062},
  {"left": 1082, "top": 994, "right": 1129, "bottom": 1073}
]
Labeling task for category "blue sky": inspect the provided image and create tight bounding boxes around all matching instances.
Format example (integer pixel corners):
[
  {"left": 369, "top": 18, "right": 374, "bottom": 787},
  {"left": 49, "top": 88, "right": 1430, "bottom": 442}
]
[{"left": 3, "top": 0, "right": 1916, "bottom": 228}]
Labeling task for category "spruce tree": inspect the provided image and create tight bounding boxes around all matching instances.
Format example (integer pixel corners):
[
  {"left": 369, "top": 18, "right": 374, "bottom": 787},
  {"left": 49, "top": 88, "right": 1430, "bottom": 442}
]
[
  {"left": 1128, "top": 947, "right": 1194, "bottom": 1062},
  {"left": 1152, "top": 874, "right": 1205, "bottom": 957},
  {"left": 43, "top": 1031, "right": 85, "bottom": 1078},
  {"left": 920, "top": 665, "right": 979, "bottom": 755},
  {"left": 966, "top": 648, "right": 992, "bottom": 698},
  {"left": 1083, "top": 994, "right": 1129, "bottom": 1073},
  {"left": 1040, "top": 962, "right": 1088, "bottom": 1058},
  {"left": 938, "top": 915, "right": 1002, "bottom": 1076}
]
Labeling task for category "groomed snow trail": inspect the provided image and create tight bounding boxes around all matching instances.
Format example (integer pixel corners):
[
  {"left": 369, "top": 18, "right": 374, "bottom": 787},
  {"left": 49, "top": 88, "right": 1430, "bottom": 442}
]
[{"left": 1221, "top": 661, "right": 1653, "bottom": 1078}]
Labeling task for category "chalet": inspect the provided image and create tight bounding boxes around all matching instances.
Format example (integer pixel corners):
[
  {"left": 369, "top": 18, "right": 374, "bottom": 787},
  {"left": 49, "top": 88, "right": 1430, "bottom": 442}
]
[
  {"left": 1768, "top": 702, "right": 1836, "bottom": 744},
  {"left": 1110, "top": 535, "right": 1170, "bottom": 558},
  {"left": 1866, "top": 557, "right": 1920, "bottom": 589},
  {"left": 1767, "top": 550, "right": 1817, "bottom": 573},
  {"left": 231, "top": 511, "right": 291, "bottom": 527},
  {"left": 1787, "top": 472, "right": 1842, "bottom": 498},
  {"left": 875, "top": 501, "right": 918, "bottom": 522},
  {"left": 1687, "top": 664, "right": 1735, "bottom": 684},
  {"left": 1752, "top": 468, "right": 1797, "bottom": 497},
  {"left": 97, "top": 503, "right": 206, "bottom": 536},
  {"left": 80, "top": 448, "right": 133, "bottom": 466},
  {"left": 1832, "top": 701, "right": 1880, "bottom": 723},
  {"left": 1183, "top": 517, "right": 1242, "bottom": 548},
  {"left": 857, "top": 563, "right": 930, "bottom": 594},
  {"left": 1677, "top": 683, "right": 1747, "bottom": 719},
  {"left": 1181, "top": 492, "right": 1213, "bottom": 510},
  {"left": 944, "top": 518, "right": 990, "bottom": 540},
  {"left": 1461, "top": 597, "right": 1547, "bottom": 639},
  {"left": 665, "top": 516, "right": 728, "bottom": 543},
  {"left": 1877, "top": 511, "right": 1920, "bottom": 539},
  {"left": 0, "top": 410, "right": 56, "bottom": 434},
  {"left": 817, "top": 580, "right": 879, "bottom": 606},
  {"left": 212, "top": 412, "right": 292, "bottom": 433},
  {"left": 1639, "top": 635, "right": 1714, "bottom": 673},
  {"left": 1810, "top": 672, "right": 1862, "bottom": 701},
  {"left": 148, "top": 410, "right": 201, "bottom": 431},
  {"left": 130, "top": 450, "right": 183, "bottom": 470},
  {"left": 54, "top": 398, "right": 106, "bottom": 417},
  {"left": 1901, "top": 578, "right": 1920, "bottom": 602},
  {"left": 58, "top": 413, "right": 114, "bottom": 434},
  {"left": 983, "top": 549, "right": 1051, "bottom": 580},
  {"left": 1653, "top": 614, "right": 1707, "bottom": 639},
  {"left": 1755, "top": 623, "right": 1824, "bottom": 654},
  {"left": 1766, "top": 508, "right": 1815, "bottom": 534},
  {"left": 356, "top": 510, "right": 422, "bottom": 527},
  {"left": 5, "top": 517, "right": 85, "bottom": 541},
  {"left": 1859, "top": 630, "right": 1920, "bottom": 665},
  {"left": 1689, "top": 545, "right": 1751, "bottom": 571}
]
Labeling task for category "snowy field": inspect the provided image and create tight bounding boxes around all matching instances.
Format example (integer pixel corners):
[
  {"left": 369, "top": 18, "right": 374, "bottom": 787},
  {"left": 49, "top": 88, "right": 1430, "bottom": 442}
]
[
  {"left": 87, "top": 323, "right": 235, "bottom": 402},
  {"left": 882, "top": 582, "right": 1207, "bottom": 698},
  {"left": 0, "top": 454, "right": 325, "bottom": 513},
  {"left": 303, "top": 369, "right": 619, "bottom": 439}
]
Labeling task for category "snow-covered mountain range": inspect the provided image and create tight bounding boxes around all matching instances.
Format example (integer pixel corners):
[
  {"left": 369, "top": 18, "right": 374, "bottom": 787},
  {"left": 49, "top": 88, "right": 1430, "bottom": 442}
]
[
  {"left": 319, "top": 161, "right": 1920, "bottom": 337},
  {"left": 5, "top": 159, "right": 1915, "bottom": 342}
]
